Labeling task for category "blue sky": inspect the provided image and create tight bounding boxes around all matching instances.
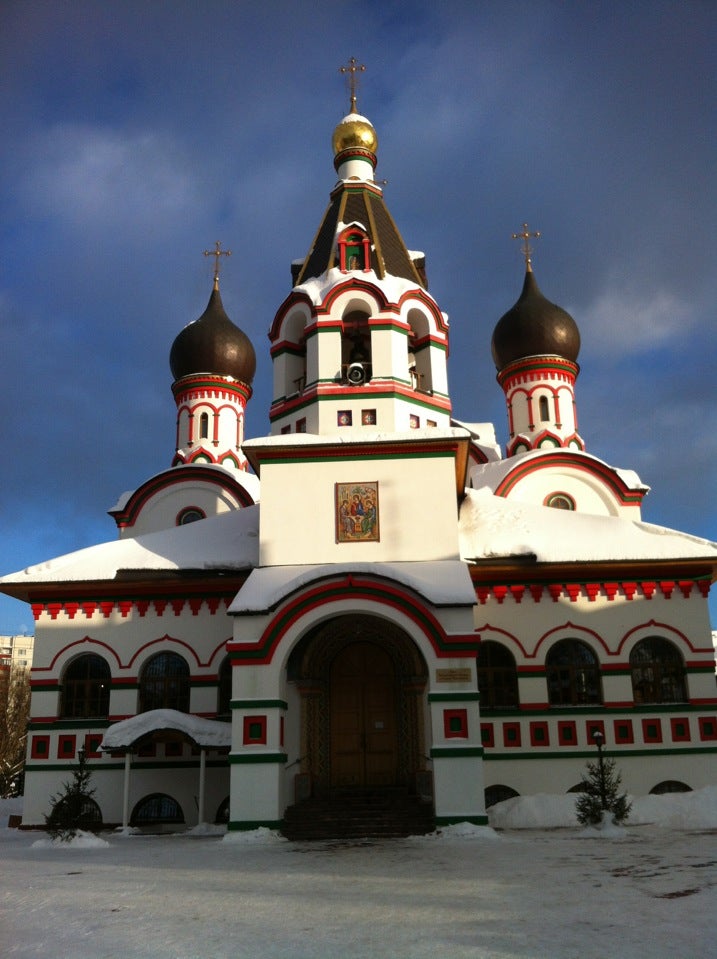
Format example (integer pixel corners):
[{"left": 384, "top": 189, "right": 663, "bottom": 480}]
[{"left": 0, "top": 0, "right": 715, "bottom": 632}]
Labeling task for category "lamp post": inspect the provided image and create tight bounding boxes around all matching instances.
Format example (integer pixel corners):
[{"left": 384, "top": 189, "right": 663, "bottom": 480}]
[{"left": 592, "top": 729, "right": 607, "bottom": 812}]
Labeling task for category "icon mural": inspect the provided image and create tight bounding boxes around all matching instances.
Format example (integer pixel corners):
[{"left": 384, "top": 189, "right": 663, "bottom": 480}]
[{"left": 336, "top": 482, "right": 380, "bottom": 542}]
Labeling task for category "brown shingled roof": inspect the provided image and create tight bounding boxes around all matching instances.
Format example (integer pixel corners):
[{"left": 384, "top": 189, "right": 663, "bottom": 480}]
[{"left": 294, "top": 183, "right": 424, "bottom": 288}]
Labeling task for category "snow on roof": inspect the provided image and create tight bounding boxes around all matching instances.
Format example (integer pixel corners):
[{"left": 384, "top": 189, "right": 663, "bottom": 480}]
[
  {"left": 459, "top": 487, "right": 717, "bottom": 564},
  {"left": 294, "top": 266, "right": 436, "bottom": 312},
  {"left": 243, "top": 426, "right": 470, "bottom": 452},
  {"left": 451, "top": 419, "right": 502, "bottom": 462},
  {"left": 0, "top": 506, "right": 260, "bottom": 586},
  {"left": 101, "top": 709, "right": 231, "bottom": 750},
  {"left": 229, "top": 561, "right": 477, "bottom": 614},
  {"left": 469, "top": 448, "right": 647, "bottom": 494},
  {"left": 107, "top": 463, "right": 260, "bottom": 513}
]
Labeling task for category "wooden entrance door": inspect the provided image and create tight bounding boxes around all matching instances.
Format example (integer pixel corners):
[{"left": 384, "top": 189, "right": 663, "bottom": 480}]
[{"left": 329, "top": 642, "right": 398, "bottom": 787}]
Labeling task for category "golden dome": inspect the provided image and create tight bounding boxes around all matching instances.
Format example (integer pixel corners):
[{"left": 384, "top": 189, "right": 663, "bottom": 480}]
[{"left": 332, "top": 113, "right": 378, "bottom": 157}]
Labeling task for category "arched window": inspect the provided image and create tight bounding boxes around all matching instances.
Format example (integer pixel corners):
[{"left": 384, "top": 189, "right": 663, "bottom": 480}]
[
  {"left": 546, "top": 639, "right": 602, "bottom": 706},
  {"left": 177, "top": 507, "right": 205, "bottom": 526},
  {"left": 215, "top": 796, "right": 230, "bottom": 824},
  {"left": 477, "top": 641, "right": 519, "bottom": 709},
  {"left": 485, "top": 784, "right": 520, "bottom": 808},
  {"left": 342, "top": 310, "right": 372, "bottom": 384},
  {"left": 539, "top": 395, "right": 550, "bottom": 421},
  {"left": 139, "top": 652, "right": 190, "bottom": 713},
  {"left": 546, "top": 493, "right": 575, "bottom": 511},
  {"left": 199, "top": 412, "right": 210, "bottom": 440},
  {"left": 650, "top": 780, "right": 692, "bottom": 795},
  {"left": 217, "top": 656, "right": 232, "bottom": 718},
  {"left": 131, "top": 793, "right": 184, "bottom": 826},
  {"left": 47, "top": 795, "right": 103, "bottom": 829},
  {"left": 61, "top": 654, "right": 111, "bottom": 719},
  {"left": 630, "top": 637, "right": 687, "bottom": 704}
]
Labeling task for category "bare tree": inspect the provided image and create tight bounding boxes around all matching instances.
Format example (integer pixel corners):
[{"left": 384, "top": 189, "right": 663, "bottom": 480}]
[{"left": 0, "top": 665, "right": 31, "bottom": 797}]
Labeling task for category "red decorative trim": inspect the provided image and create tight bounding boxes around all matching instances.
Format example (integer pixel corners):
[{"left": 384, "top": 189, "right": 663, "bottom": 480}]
[
  {"left": 697, "top": 581, "right": 711, "bottom": 598},
  {"left": 641, "top": 582, "right": 657, "bottom": 599},
  {"left": 444, "top": 709, "right": 468, "bottom": 739},
  {"left": 564, "top": 584, "right": 581, "bottom": 602},
  {"left": 84, "top": 734, "right": 103, "bottom": 758},
  {"left": 613, "top": 719, "right": 634, "bottom": 744},
  {"left": 529, "top": 721, "right": 549, "bottom": 747},
  {"left": 604, "top": 583, "right": 619, "bottom": 601},
  {"left": 494, "top": 450, "right": 645, "bottom": 506},
  {"left": 529, "top": 584, "right": 543, "bottom": 603},
  {"left": 480, "top": 723, "right": 495, "bottom": 748},
  {"left": 586, "top": 720, "right": 605, "bottom": 743},
  {"left": 557, "top": 721, "right": 577, "bottom": 746},
  {"left": 509, "top": 585, "right": 525, "bottom": 604},
  {"left": 698, "top": 717, "right": 717, "bottom": 741},
  {"left": 476, "top": 586, "right": 491, "bottom": 605},
  {"left": 127, "top": 635, "right": 203, "bottom": 670},
  {"left": 622, "top": 582, "right": 637, "bottom": 601},
  {"left": 659, "top": 581, "right": 675, "bottom": 598},
  {"left": 678, "top": 581, "right": 693, "bottom": 599},
  {"left": 31, "top": 735, "right": 50, "bottom": 759},
  {"left": 616, "top": 620, "right": 702, "bottom": 656},
  {"left": 243, "top": 715, "right": 267, "bottom": 745},
  {"left": 502, "top": 722, "right": 521, "bottom": 747},
  {"left": 548, "top": 584, "right": 562, "bottom": 602},
  {"left": 641, "top": 718, "right": 662, "bottom": 744},
  {"left": 670, "top": 718, "right": 691, "bottom": 742},
  {"left": 585, "top": 583, "right": 601, "bottom": 602},
  {"left": 47, "top": 603, "right": 62, "bottom": 620},
  {"left": 44, "top": 637, "right": 123, "bottom": 673},
  {"left": 118, "top": 601, "right": 133, "bottom": 618},
  {"left": 82, "top": 602, "right": 97, "bottom": 619},
  {"left": 492, "top": 586, "right": 508, "bottom": 604},
  {"left": 57, "top": 734, "right": 76, "bottom": 759},
  {"left": 171, "top": 599, "right": 185, "bottom": 616},
  {"left": 100, "top": 601, "right": 114, "bottom": 618},
  {"left": 109, "top": 466, "right": 254, "bottom": 529}
]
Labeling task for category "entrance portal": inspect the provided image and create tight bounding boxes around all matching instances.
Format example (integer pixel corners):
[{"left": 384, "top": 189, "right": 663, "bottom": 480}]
[
  {"left": 330, "top": 642, "right": 398, "bottom": 787},
  {"left": 288, "top": 613, "right": 428, "bottom": 796}
]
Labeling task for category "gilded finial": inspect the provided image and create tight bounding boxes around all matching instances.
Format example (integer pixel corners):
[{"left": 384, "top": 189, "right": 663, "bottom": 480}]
[
  {"left": 339, "top": 57, "right": 366, "bottom": 113},
  {"left": 203, "top": 241, "right": 232, "bottom": 291},
  {"left": 511, "top": 223, "right": 541, "bottom": 271}
]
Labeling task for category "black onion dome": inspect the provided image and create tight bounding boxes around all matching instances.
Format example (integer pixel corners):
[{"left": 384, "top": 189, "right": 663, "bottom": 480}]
[
  {"left": 491, "top": 269, "right": 580, "bottom": 371},
  {"left": 170, "top": 288, "right": 256, "bottom": 384}
]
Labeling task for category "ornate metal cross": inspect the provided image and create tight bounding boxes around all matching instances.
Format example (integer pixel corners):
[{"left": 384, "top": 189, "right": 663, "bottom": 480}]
[
  {"left": 339, "top": 57, "right": 366, "bottom": 113},
  {"left": 203, "top": 241, "right": 232, "bottom": 289},
  {"left": 511, "top": 223, "right": 541, "bottom": 269}
]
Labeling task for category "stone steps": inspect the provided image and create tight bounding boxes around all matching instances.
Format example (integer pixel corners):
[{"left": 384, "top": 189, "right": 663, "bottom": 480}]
[{"left": 281, "top": 789, "right": 435, "bottom": 841}]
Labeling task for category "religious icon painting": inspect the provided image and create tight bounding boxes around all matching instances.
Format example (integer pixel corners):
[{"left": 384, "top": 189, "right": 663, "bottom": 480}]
[{"left": 335, "top": 482, "right": 380, "bottom": 543}]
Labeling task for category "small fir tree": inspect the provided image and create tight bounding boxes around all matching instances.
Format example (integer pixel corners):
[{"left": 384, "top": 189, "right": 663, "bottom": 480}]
[
  {"left": 575, "top": 756, "right": 631, "bottom": 827},
  {"left": 44, "top": 747, "right": 98, "bottom": 841}
]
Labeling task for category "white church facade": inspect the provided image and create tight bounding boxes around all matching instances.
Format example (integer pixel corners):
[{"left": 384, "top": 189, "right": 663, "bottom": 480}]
[{"left": 3, "top": 82, "right": 716, "bottom": 837}]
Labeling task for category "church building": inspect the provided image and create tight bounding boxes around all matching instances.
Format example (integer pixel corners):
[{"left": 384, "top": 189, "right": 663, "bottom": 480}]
[{"left": 3, "top": 71, "right": 716, "bottom": 837}]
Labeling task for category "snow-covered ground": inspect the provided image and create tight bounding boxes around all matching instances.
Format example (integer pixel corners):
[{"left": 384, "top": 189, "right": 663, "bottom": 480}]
[{"left": 1, "top": 790, "right": 716, "bottom": 959}]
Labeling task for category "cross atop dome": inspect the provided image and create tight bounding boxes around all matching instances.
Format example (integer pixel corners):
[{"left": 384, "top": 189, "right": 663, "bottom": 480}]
[
  {"left": 339, "top": 57, "right": 366, "bottom": 113},
  {"left": 203, "top": 241, "right": 232, "bottom": 291},
  {"left": 511, "top": 223, "right": 541, "bottom": 272}
]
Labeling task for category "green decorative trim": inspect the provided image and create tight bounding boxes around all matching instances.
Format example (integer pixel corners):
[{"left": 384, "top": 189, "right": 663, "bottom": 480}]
[
  {"left": 428, "top": 692, "right": 481, "bottom": 703},
  {"left": 430, "top": 746, "right": 484, "bottom": 759},
  {"left": 483, "top": 744, "right": 717, "bottom": 761},
  {"left": 28, "top": 719, "right": 112, "bottom": 730},
  {"left": 435, "top": 815, "right": 489, "bottom": 827},
  {"left": 270, "top": 389, "right": 451, "bottom": 421},
  {"left": 229, "top": 752, "right": 288, "bottom": 765},
  {"left": 231, "top": 699, "right": 288, "bottom": 710},
  {"left": 227, "top": 820, "right": 282, "bottom": 832}
]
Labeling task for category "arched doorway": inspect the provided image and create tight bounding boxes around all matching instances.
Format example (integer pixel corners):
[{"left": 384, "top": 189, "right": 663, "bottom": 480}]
[
  {"left": 330, "top": 642, "right": 398, "bottom": 787},
  {"left": 288, "top": 614, "right": 428, "bottom": 797}
]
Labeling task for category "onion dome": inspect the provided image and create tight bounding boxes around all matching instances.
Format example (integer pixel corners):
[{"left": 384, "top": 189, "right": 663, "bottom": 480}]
[
  {"left": 491, "top": 269, "right": 580, "bottom": 371},
  {"left": 332, "top": 112, "right": 378, "bottom": 157},
  {"left": 170, "top": 285, "right": 256, "bottom": 384}
]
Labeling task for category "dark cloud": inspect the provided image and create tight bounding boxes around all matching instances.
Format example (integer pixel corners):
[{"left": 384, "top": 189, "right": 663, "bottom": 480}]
[{"left": 0, "top": 0, "right": 715, "bottom": 629}]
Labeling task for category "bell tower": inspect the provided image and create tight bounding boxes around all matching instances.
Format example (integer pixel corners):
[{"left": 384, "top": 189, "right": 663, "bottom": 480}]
[{"left": 268, "top": 62, "right": 451, "bottom": 436}]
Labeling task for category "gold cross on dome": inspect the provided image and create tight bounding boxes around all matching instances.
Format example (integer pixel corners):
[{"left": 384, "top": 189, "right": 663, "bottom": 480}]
[
  {"left": 511, "top": 223, "right": 541, "bottom": 270},
  {"left": 339, "top": 57, "right": 366, "bottom": 113},
  {"left": 203, "top": 241, "right": 232, "bottom": 290}
]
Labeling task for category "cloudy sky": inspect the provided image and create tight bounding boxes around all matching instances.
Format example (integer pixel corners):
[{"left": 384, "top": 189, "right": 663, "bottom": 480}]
[{"left": 1, "top": 0, "right": 715, "bottom": 633}]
